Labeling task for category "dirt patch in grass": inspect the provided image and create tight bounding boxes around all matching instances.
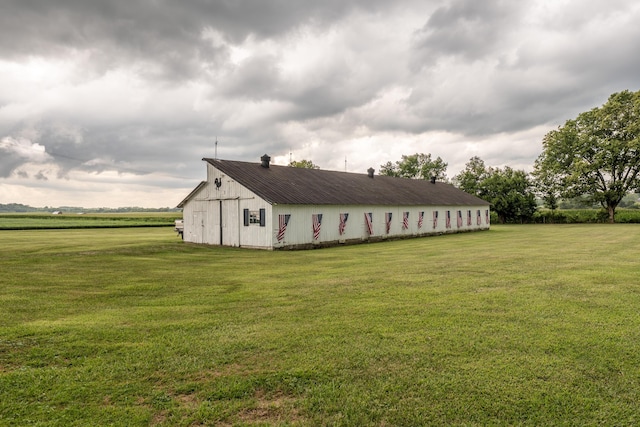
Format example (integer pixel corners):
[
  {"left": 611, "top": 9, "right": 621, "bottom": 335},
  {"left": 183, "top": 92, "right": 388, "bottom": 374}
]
[
  {"left": 150, "top": 410, "right": 167, "bottom": 426},
  {"left": 238, "top": 389, "right": 304, "bottom": 425},
  {"left": 173, "top": 392, "right": 202, "bottom": 411}
]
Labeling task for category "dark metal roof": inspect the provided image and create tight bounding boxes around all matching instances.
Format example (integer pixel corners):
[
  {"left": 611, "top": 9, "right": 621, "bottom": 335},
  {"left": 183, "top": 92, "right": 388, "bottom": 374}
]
[{"left": 202, "top": 158, "right": 489, "bottom": 207}]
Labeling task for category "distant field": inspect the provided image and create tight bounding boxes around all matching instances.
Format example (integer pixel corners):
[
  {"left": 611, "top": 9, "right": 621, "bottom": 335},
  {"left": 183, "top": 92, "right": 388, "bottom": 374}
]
[
  {"left": 0, "top": 212, "right": 182, "bottom": 230},
  {"left": 1, "top": 225, "right": 640, "bottom": 425}
]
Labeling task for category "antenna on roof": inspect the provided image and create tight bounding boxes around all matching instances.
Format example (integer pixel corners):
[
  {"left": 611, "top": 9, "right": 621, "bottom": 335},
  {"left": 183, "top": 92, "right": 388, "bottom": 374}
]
[
  {"left": 289, "top": 149, "right": 292, "bottom": 164},
  {"left": 214, "top": 137, "right": 218, "bottom": 159},
  {"left": 345, "top": 156, "right": 347, "bottom": 172}
]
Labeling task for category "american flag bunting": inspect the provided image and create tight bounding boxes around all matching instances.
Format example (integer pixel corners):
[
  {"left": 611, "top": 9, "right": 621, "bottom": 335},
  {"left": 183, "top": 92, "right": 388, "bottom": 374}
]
[
  {"left": 477, "top": 209, "right": 482, "bottom": 225},
  {"left": 277, "top": 214, "right": 291, "bottom": 242},
  {"left": 433, "top": 210, "right": 438, "bottom": 229},
  {"left": 402, "top": 211, "right": 409, "bottom": 230},
  {"left": 365, "top": 212, "right": 373, "bottom": 235},
  {"left": 385, "top": 212, "right": 392, "bottom": 234},
  {"left": 446, "top": 211, "right": 451, "bottom": 228},
  {"left": 457, "top": 210, "right": 463, "bottom": 228},
  {"left": 467, "top": 210, "right": 472, "bottom": 226},
  {"left": 312, "top": 214, "right": 322, "bottom": 240},
  {"left": 339, "top": 213, "right": 349, "bottom": 235},
  {"left": 418, "top": 211, "right": 424, "bottom": 229}
]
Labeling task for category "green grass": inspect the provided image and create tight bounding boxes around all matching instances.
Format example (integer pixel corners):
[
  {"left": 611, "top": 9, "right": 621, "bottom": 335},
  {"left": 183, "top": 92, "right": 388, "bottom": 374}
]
[
  {"left": 1, "top": 225, "right": 640, "bottom": 425},
  {"left": 0, "top": 212, "right": 181, "bottom": 230}
]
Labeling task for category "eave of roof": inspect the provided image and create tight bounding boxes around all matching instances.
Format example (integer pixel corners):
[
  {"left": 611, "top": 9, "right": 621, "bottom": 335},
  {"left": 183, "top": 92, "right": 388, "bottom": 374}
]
[
  {"left": 203, "top": 158, "right": 489, "bottom": 207},
  {"left": 176, "top": 181, "right": 207, "bottom": 208}
]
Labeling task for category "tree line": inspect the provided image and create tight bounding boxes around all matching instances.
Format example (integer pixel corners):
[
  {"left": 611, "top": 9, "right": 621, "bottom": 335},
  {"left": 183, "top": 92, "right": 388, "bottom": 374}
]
[
  {"left": 0, "top": 203, "right": 180, "bottom": 213},
  {"left": 291, "top": 89, "right": 640, "bottom": 224}
]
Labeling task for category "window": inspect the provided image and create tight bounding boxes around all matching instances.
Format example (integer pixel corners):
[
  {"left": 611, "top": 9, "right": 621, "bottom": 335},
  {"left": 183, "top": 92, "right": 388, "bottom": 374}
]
[{"left": 244, "top": 208, "right": 266, "bottom": 227}]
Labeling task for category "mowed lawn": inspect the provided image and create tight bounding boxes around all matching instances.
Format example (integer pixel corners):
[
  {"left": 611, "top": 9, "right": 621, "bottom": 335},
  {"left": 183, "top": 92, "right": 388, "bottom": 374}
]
[{"left": 1, "top": 225, "right": 640, "bottom": 426}]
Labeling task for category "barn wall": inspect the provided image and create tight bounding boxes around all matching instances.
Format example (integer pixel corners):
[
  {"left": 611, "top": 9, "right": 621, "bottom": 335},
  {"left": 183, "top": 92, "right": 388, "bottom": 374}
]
[
  {"left": 181, "top": 164, "right": 273, "bottom": 249},
  {"left": 270, "top": 204, "right": 490, "bottom": 249}
]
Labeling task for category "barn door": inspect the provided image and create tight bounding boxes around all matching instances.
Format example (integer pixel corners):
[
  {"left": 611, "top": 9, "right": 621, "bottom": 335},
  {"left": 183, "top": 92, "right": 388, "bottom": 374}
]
[
  {"left": 220, "top": 199, "right": 240, "bottom": 247},
  {"left": 191, "top": 211, "right": 205, "bottom": 244},
  {"left": 208, "top": 201, "right": 222, "bottom": 245}
]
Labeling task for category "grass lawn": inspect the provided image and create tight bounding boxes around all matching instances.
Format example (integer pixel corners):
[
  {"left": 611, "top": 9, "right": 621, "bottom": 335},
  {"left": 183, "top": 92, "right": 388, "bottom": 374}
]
[
  {"left": 1, "top": 225, "right": 640, "bottom": 425},
  {"left": 0, "top": 212, "right": 181, "bottom": 230}
]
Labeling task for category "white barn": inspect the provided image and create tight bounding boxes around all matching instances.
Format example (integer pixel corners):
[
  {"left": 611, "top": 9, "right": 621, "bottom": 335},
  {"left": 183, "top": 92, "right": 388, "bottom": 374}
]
[{"left": 177, "top": 155, "right": 490, "bottom": 250}]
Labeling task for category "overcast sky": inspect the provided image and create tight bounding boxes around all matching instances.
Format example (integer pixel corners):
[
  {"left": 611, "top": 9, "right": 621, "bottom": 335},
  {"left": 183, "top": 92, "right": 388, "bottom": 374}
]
[{"left": 1, "top": 0, "right": 639, "bottom": 208}]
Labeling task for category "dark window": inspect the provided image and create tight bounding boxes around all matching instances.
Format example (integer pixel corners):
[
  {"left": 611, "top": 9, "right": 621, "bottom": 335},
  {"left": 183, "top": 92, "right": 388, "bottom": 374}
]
[{"left": 244, "top": 209, "right": 262, "bottom": 225}]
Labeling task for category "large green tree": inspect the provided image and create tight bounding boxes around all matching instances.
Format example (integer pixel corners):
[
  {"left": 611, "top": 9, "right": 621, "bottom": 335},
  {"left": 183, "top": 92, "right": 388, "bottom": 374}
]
[
  {"left": 454, "top": 157, "right": 537, "bottom": 224},
  {"left": 533, "top": 90, "right": 640, "bottom": 223},
  {"left": 380, "top": 153, "right": 447, "bottom": 180}
]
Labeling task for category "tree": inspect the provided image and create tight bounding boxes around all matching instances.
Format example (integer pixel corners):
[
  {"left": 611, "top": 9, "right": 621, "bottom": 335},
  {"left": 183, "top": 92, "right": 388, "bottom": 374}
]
[
  {"left": 533, "top": 90, "right": 640, "bottom": 223},
  {"left": 289, "top": 159, "right": 320, "bottom": 169},
  {"left": 542, "top": 192, "right": 558, "bottom": 212},
  {"left": 532, "top": 164, "right": 561, "bottom": 212},
  {"left": 452, "top": 156, "right": 489, "bottom": 196},
  {"left": 480, "top": 167, "right": 537, "bottom": 224},
  {"left": 453, "top": 158, "right": 537, "bottom": 224},
  {"left": 379, "top": 153, "right": 447, "bottom": 180}
]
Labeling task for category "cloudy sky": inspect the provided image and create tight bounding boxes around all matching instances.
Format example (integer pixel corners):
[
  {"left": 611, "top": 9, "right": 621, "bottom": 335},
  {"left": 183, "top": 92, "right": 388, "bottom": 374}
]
[{"left": 1, "top": 0, "right": 639, "bottom": 208}]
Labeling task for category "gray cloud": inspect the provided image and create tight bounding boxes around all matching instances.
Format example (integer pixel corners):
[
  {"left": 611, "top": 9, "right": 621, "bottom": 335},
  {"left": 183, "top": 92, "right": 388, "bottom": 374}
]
[
  {"left": 411, "top": 0, "right": 524, "bottom": 68},
  {"left": 1, "top": 0, "right": 640, "bottom": 207},
  {"left": 0, "top": 0, "right": 392, "bottom": 80}
]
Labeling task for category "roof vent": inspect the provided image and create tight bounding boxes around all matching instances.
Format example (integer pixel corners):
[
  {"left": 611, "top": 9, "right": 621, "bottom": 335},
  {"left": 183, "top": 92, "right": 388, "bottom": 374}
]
[
  {"left": 261, "top": 154, "right": 271, "bottom": 168},
  {"left": 367, "top": 167, "right": 374, "bottom": 178},
  {"left": 430, "top": 176, "right": 436, "bottom": 184}
]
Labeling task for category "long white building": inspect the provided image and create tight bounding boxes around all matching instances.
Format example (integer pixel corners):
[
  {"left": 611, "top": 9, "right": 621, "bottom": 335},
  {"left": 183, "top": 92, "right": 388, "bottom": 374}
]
[{"left": 177, "top": 155, "right": 490, "bottom": 250}]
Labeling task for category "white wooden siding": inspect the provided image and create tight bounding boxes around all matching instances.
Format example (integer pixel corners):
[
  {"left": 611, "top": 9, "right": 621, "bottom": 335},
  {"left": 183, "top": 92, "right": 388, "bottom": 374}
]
[
  {"left": 182, "top": 163, "right": 273, "bottom": 248},
  {"left": 270, "top": 205, "right": 490, "bottom": 248}
]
